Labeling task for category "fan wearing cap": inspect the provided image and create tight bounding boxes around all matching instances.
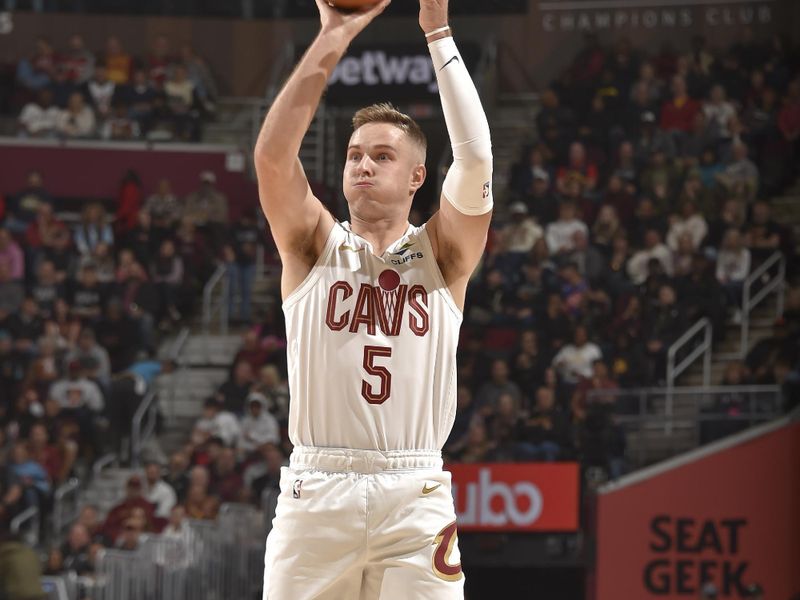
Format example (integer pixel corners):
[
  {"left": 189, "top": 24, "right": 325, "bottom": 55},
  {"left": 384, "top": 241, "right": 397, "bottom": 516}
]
[
  {"left": 182, "top": 170, "right": 228, "bottom": 251},
  {"left": 238, "top": 393, "right": 280, "bottom": 457},
  {"left": 499, "top": 202, "right": 543, "bottom": 255},
  {"left": 100, "top": 474, "right": 159, "bottom": 544}
]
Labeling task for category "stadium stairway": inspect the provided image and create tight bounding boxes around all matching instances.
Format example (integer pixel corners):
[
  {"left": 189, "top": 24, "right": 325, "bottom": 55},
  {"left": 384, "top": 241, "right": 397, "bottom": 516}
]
[
  {"left": 631, "top": 179, "right": 800, "bottom": 465},
  {"left": 488, "top": 93, "right": 540, "bottom": 205},
  {"left": 151, "top": 333, "right": 242, "bottom": 458}
]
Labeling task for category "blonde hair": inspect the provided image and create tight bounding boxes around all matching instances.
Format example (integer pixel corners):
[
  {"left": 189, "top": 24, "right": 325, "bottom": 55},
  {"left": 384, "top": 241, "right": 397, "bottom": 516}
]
[{"left": 352, "top": 103, "right": 427, "bottom": 156}]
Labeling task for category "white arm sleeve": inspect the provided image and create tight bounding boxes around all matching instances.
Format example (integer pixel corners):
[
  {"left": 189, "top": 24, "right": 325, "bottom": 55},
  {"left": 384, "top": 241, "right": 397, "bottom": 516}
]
[{"left": 429, "top": 36, "right": 494, "bottom": 216}]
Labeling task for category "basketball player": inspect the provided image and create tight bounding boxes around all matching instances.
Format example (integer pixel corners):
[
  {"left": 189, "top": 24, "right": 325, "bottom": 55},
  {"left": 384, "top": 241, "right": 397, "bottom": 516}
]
[{"left": 255, "top": 0, "right": 492, "bottom": 598}]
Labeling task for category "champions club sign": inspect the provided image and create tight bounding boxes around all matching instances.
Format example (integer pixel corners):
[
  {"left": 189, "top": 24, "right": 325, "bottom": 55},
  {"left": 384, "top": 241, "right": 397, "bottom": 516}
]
[
  {"left": 538, "top": 0, "right": 775, "bottom": 33},
  {"left": 447, "top": 463, "right": 579, "bottom": 532},
  {"left": 594, "top": 419, "right": 800, "bottom": 599},
  {"left": 325, "top": 44, "right": 480, "bottom": 105}
]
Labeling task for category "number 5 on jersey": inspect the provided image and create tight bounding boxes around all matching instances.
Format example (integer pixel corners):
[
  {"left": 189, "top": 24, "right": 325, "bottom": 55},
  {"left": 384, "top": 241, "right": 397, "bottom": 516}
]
[{"left": 362, "top": 345, "right": 392, "bottom": 404}]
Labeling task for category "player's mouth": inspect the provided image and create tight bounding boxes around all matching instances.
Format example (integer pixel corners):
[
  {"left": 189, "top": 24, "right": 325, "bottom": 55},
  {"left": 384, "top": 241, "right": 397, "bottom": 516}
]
[{"left": 354, "top": 181, "right": 374, "bottom": 188}]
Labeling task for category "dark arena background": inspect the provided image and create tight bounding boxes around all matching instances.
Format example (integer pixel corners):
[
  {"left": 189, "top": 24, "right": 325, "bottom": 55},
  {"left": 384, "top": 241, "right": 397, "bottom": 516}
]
[{"left": 0, "top": 1, "right": 799, "bottom": 598}]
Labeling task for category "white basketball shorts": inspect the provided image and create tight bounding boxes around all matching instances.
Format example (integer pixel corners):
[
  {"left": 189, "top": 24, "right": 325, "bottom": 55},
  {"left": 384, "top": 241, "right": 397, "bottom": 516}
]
[{"left": 262, "top": 446, "right": 465, "bottom": 600}]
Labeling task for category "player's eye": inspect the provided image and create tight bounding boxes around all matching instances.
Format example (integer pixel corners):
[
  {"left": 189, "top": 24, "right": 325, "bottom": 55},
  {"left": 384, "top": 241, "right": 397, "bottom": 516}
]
[
  {"left": 349, "top": 153, "right": 361, "bottom": 162},
  {"left": 377, "top": 153, "right": 389, "bottom": 161}
]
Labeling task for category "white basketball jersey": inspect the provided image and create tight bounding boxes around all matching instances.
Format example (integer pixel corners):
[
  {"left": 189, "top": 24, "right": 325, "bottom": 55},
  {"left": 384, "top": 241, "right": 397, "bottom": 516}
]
[{"left": 283, "top": 221, "right": 463, "bottom": 452}]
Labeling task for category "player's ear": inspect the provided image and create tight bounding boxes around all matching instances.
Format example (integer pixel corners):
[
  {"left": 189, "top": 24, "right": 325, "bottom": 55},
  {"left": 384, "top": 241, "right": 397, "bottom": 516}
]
[{"left": 410, "top": 163, "right": 426, "bottom": 195}]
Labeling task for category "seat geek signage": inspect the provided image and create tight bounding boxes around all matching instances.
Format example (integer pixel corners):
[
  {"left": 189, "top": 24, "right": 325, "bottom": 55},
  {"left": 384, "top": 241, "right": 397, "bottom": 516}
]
[
  {"left": 594, "top": 421, "right": 800, "bottom": 599},
  {"left": 325, "top": 44, "right": 480, "bottom": 105},
  {"left": 446, "top": 463, "right": 579, "bottom": 532}
]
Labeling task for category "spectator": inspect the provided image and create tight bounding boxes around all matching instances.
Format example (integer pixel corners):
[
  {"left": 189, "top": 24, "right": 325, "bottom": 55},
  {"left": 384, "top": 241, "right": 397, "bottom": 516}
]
[
  {"left": 69, "top": 264, "right": 107, "bottom": 323},
  {"left": 48, "top": 360, "right": 104, "bottom": 426},
  {"left": 178, "top": 45, "right": 219, "bottom": 110},
  {"left": 643, "top": 284, "right": 684, "bottom": 381},
  {"left": 238, "top": 392, "right": 280, "bottom": 456},
  {"left": 164, "top": 63, "right": 199, "bottom": 141},
  {"left": 716, "top": 141, "right": 759, "bottom": 201},
  {"left": 6, "top": 171, "right": 53, "bottom": 235},
  {"left": 150, "top": 238, "right": 184, "bottom": 328},
  {"left": 143, "top": 178, "right": 181, "bottom": 231},
  {"left": 500, "top": 202, "right": 543, "bottom": 255},
  {"left": 551, "top": 325, "right": 603, "bottom": 385},
  {"left": 101, "top": 475, "right": 158, "bottom": 543},
  {"left": 164, "top": 452, "right": 190, "bottom": 503},
  {"left": 556, "top": 142, "right": 598, "bottom": 195},
  {"left": 545, "top": 200, "right": 589, "bottom": 255},
  {"left": 0, "top": 265, "right": 24, "bottom": 315},
  {"left": 17, "top": 89, "right": 60, "bottom": 138},
  {"left": 63, "top": 327, "right": 111, "bottom": 386},
  {"left": 517, "top": 387, "right": 569, "bottom": 461},
  {"left": 104, "top": 36, "right": 132, "bottom": 85},
  {"left": 118, "top": 68, "right": 156, "bottom": 126},
  {"left": 184, "top": 481, "right": 219, "bottom": 521},
  {"left": 56, "top": 92, "right": 96, "bottom": 139},
  {"left": 196, "top": 398, "right": 241, "bottom": 448},
  {"left": 627, "top": 229, "right": 673, "bottom": 284},
  {"left": 475, "top": 359, "right": 522, "bottom": 415},
  {"left": 24, "top": 202, "right": 66, "bottom": 263},
  {"left": 660, "top": 75, "right": 700, "bottom": 134},
  {"left": 84, "top": 63, "right": 115, "bottom": 119},
  {"left": 143, "top": 459, "right": 177, "bottom": 520},
  {"left": 15, "top": 37, "right": 56, "bottom": 93},
  {"left": 245, "top": 443, "right": 285, "bottom": 505},
  {"left": 210, "top": 447, "right": 243, "bottom": 503},
  {"left": 253, "top": 364, "right": 290, "bottom": 421},
  {"left": 743, "top": 200, "right": 781, "bottom": 262},
  {"left": 51, "top": 523, "right": 94, "bottom": 576},
  {"left": 216, "top": 359, "right": 255, "bottom": 415},
  {"left": 666, "top": 200, "right": 708, "bottom": 252},
  {"left": 101, "top": 102, "right": 141, "bottom": 141},
  {"left": 8, "top": 441, "right": 50, "bottom": 517},
  {"left": 183, "top": 171, "right": 229, "bottom": 251},
  {"left": 456, "top": 418, "right": 495, "bottom": 463},
  {"left": 60, "top": 34, "right": 95, "bottom": 85},
  {"left": 0, "top": 228, "right": 24, "bottom": 282},
  {"left": 74, "top": 202, "right": 114, "bottom": 256},
  {"left": 572, "top": 360, "right": 619, "bottom": 421},
  {"left": 27, "top": 422, "right": 75, "bottom": 486},
  {"left": 716, "top": 229, "right": 751, "bottom": 320},
  {"left": 225, "top": 210, "right": 261, "bottom": 324},
  {"left": 146, "top": 35, "right": 174, "bottom": 89}
]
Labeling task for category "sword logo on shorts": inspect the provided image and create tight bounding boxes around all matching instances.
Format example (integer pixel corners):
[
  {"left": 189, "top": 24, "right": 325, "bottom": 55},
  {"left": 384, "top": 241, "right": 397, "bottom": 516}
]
[
  {"left": 422, "top": 483, "right": 441, "bottom": 495},
  {"left": 292, "top": 479, "right": 303, "bottom": 499}
]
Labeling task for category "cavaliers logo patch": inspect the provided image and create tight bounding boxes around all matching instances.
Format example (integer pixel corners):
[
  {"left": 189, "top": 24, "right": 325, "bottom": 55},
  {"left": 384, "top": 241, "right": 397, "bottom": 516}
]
[{"left": 432, "top": 521, "right": 463, "bottom": 582}]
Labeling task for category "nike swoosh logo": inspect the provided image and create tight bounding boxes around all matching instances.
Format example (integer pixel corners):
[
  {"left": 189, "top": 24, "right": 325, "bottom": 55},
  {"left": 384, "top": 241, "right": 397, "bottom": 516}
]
[
  {"left": 422, "top": 483, "right": 442, "bottom": 495},
  {"left": 440, "top": 56, "right": 460, "bottom": 71}
]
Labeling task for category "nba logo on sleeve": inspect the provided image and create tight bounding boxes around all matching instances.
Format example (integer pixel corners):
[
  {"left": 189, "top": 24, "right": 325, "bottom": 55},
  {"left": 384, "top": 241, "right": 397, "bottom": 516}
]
[{"left": 292, "top": 479, "right": 303, "bottom": 499}]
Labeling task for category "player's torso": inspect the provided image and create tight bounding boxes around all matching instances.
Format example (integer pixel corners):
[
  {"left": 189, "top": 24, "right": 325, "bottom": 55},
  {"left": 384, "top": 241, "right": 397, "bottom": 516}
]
[{"left": 283, "top": 222, "right": 462, "bottom": 452}]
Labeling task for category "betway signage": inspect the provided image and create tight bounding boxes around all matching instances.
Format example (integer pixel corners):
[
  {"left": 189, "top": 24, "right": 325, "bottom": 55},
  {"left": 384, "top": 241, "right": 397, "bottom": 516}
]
[
  {"left": 538, "top": 0, "right": 775, "bottom": 33},
  {"left": 447, "top": 463, "right": 580, "bottom": 532},
  {"left": 326, "top": 44, "right": 480, "bottom": 105}
]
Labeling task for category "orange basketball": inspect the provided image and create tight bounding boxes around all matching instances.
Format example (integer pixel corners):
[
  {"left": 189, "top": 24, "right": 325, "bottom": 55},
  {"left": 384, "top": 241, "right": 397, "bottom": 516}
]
[{"left": 330, "top": 0, "right": 380, "bottom": 9}]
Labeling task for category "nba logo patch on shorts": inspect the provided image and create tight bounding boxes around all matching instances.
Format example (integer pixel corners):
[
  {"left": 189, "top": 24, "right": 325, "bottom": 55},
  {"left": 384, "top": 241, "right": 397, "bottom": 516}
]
[{"left": 292, "top": 479, "right": 303, "bottom": 499}]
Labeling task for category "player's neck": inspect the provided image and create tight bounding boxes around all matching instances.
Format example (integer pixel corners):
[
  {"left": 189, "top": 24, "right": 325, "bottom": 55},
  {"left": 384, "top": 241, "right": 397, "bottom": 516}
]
[{"left": 349, "top": 214, "right": 410, "bottom": 256}]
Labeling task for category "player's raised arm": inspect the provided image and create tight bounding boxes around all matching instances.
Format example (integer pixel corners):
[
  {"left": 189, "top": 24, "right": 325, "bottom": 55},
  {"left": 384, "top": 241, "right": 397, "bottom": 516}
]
[
  {"left": 423, "top": 0, "right": 494, "bottom": 309},
  {"left": 253, "top": 0, "right": 390, "bottom": 292}
]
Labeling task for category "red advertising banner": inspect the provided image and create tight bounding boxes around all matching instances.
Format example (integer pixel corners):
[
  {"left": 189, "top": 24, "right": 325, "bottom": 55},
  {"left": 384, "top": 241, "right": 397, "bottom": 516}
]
[
  {"left": 594, "top": 421, "right": 800, "bottom": 599},
  {"left": 446, "top": 463, "right": 579, "bottom": 532}
]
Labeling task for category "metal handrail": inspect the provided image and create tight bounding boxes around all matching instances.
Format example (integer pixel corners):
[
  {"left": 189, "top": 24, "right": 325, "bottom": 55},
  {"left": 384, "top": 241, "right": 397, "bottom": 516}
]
[
  {"left": 92, "top": 453, "right": 118, "bottom": 480},
  {"left": 720, "top": 251, "right": 785, "bottom": 359},
  {"left": 665, "top": 318, "right": 712, "bottom": 433},
  {"left": 52, "top": 477, "right": 80, "bottom": 538},
  {"left": 202, "top": 263, "right": 230, "bottom": 338},
  {"left": 10, "top": 505, "right": 40, "bottom": 546},
  {"left": 131, "top": 327, "right": 190, "bottom": 467}
]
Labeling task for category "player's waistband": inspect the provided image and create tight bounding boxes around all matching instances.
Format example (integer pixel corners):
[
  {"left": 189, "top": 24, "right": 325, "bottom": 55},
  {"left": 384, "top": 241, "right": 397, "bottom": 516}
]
[{"left": 290, "top": 446, "right": 443, "bottom": 474}]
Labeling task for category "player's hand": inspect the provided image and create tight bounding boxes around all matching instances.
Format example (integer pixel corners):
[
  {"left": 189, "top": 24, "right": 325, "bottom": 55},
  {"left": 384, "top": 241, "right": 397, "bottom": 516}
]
[
  {"left": 315, "top": 0, "right": 391, "bottom": 41},
  {"left": 419, "top": 0, "right": 449, "bottom": 34}
]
